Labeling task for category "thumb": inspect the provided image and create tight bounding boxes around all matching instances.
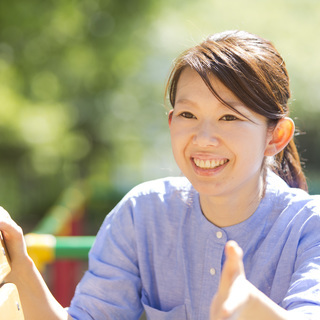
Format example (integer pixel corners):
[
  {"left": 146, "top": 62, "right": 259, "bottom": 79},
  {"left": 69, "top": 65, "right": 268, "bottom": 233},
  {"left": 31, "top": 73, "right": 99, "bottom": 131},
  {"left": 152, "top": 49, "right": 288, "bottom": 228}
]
[
  {"left": 210, "top": 241, "right": 246, "bottom": 320},
  {"left": 219, "top": 241, "right": 245, "bottom": 295}
]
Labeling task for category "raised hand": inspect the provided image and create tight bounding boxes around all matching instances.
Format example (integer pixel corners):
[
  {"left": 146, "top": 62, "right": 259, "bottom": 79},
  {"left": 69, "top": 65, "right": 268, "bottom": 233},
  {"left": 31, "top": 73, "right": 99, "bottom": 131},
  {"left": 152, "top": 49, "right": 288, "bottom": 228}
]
[
  {"left": 0, "top": 207, "right": 31, "bottom": 281},
  {"left": 210, "top": 241, "right": 292, "bottom": 320},
  {"left": 210, "top": 240, "right": 252, "bottom": 320},
  {"left": 0, "top": 207, "right": 70, "bottom": 320}
]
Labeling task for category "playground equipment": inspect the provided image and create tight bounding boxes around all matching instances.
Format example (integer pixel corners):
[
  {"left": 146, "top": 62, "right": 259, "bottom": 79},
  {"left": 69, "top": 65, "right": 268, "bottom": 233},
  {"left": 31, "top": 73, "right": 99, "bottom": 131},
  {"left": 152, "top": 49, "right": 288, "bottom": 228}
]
[
  {"left": 26, "top": 181, "right": 94, "bottom": 307},
  {"left": 0, "top": 179, "right": 124, "bottom": 316}
]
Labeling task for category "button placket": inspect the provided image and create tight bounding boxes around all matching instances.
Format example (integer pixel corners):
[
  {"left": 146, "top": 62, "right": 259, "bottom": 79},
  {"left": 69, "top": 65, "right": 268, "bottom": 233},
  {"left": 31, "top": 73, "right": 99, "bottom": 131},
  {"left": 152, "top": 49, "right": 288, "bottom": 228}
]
[
  {"left": 199, "top": 230, "right": 227, "bottom": 319},
  {"left": 210, "top": 230, "right": 225, "bottom": 276}
]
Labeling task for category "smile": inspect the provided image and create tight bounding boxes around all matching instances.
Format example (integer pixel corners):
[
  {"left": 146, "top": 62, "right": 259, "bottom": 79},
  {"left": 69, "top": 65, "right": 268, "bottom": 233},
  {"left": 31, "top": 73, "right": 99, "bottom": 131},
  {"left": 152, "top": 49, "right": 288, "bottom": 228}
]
[{"left": 193, "top": 158, "right": 229, "bottom": 169}]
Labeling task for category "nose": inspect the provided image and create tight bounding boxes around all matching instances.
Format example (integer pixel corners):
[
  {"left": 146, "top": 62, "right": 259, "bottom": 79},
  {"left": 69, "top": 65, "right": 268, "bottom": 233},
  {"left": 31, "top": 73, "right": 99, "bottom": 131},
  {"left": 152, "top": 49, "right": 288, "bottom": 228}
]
[{"left": 192, "top": 121, "right": 220, "bottom": 147}]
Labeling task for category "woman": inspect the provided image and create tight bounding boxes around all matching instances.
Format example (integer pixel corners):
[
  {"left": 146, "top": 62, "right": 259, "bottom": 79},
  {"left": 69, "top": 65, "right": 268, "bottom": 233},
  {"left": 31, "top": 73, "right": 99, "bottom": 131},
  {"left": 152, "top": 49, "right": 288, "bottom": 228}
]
[{"left": 1, "top": 30, "right": 319, "bottom": 319}]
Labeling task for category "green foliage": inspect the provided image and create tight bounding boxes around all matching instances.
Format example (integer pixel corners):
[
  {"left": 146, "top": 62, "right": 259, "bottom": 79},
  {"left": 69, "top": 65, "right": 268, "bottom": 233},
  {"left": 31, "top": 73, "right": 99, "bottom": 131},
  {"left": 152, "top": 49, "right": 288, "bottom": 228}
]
[{"left": 0, "top": 0, "right": 165, "bottom": 227}]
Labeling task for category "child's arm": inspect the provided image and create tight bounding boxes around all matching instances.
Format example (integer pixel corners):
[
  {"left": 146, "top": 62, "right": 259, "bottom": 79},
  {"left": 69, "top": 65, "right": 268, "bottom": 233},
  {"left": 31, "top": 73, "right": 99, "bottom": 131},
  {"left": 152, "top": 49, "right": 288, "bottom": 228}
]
[
  {"left": 210, "top": 241, "right": 298, "bottom": 320},
  {"left": 0, "top": 207, "right": 72, "bottom": 320}
]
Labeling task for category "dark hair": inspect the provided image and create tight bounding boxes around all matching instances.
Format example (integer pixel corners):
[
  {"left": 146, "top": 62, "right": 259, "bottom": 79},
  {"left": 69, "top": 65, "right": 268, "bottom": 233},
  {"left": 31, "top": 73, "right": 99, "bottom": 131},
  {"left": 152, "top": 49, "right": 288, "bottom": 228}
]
[{"left": 166, "top": 30, "right": 308, "bottom": 191}]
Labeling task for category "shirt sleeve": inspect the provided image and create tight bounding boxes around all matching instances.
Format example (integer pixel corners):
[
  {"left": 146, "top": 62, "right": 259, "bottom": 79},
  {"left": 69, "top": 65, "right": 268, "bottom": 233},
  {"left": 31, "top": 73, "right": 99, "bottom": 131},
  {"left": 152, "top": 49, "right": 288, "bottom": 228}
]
[
  {"left": 281, "top": 204, "right": 320, "bottom": 319},
  {"left": 67, "top": 196, "right": 143, "bottom": 320}
]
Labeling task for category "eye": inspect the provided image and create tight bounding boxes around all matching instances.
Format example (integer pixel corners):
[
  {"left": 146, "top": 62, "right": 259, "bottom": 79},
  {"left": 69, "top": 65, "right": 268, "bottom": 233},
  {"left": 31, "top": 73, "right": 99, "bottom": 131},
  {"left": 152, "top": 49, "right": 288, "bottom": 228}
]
[
  {"left": 220, "top": 114, "right": 239, "bottom": 121},
  {"left": 180, "top": 112, "right": 196, "bottom": 119}
]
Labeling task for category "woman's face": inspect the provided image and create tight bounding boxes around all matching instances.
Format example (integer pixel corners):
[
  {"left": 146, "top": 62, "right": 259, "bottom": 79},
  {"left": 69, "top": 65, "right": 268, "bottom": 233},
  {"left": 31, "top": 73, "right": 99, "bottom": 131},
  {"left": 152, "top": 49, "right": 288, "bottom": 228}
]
[{"left": 168, "top": 67, "right": 274, "bottom": 200}]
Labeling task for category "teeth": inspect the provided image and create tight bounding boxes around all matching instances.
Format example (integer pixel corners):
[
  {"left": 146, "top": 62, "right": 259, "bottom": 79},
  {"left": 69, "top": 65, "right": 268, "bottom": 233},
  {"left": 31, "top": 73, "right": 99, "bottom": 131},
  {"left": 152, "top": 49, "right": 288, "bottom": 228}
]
[{"left": 194, "top": 158, "right": 227, "bottom": 169}]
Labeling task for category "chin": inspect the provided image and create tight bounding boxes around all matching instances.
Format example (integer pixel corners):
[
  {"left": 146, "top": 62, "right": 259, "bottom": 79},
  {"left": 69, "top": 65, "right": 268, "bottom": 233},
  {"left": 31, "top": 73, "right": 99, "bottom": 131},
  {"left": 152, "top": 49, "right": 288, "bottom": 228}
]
[{"left": 189, "top": 179, "right": 226, "bottom": 197}]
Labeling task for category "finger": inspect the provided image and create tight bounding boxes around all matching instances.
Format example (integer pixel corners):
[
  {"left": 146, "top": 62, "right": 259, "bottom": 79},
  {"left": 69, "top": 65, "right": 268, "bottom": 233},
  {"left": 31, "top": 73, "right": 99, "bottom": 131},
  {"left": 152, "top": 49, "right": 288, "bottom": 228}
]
[
  {"left": 222, "top": 275, "right": 248, "bottom": 318},
  {"left": 210, "top": 242, "right": 245, "bottom": 319},
  {"left": 219, "top": 242, "right": 248, "bottom": 319},
  {"left": 219, "top": 241, "right": 245, "bottom": 295},
  {"left": 0, "top": 206, "right": 11, "bottom": 220},
  {"left": 224, "top": 241, "right": 245, "bottom": 277},
  {"left": 0, "top": 208, "right": 22, "bottom": 239},
  {"left": 0, "top": 207, "right": 26, "bottom": 258}
]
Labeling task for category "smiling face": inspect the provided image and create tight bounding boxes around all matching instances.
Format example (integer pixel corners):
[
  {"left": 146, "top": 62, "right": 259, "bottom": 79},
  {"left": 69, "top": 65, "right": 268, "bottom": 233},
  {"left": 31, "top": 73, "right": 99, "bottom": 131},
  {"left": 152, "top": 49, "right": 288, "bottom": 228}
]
[{"left": 169, "top": 67, "right": 274, "bottom": 201}]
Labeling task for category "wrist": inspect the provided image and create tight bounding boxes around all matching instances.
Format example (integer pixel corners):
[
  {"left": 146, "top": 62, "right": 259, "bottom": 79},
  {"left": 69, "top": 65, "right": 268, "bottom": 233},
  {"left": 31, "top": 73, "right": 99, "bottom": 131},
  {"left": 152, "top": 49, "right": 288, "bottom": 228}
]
[{"left": 6, "top": 253, "right": 35, "bottom": 284}]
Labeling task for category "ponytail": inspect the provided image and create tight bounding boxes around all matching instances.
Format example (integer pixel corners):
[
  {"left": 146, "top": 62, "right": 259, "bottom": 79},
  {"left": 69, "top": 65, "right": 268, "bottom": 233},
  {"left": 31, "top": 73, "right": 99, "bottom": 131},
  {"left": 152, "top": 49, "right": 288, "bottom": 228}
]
[{"left": 273, "top": 139, "right": 308, "bottom": 192}]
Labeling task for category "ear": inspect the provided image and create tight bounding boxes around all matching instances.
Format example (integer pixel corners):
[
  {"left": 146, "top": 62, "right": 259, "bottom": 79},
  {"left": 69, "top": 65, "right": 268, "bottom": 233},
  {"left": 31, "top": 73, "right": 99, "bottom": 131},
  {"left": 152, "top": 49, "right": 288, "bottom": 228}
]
[
  {"left": 168, "top": 109, "right": 174, "bottom": 126},
  {"left": 264, "top": 117, "right": 295, "bottom": 157}
]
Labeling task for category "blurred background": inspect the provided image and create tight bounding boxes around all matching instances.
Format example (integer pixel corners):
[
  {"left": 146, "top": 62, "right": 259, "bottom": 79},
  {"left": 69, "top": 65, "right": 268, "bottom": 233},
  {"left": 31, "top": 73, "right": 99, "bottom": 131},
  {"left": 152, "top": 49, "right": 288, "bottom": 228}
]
[{"left": 1, "top": 0, "right": 320, "bottom": 233}]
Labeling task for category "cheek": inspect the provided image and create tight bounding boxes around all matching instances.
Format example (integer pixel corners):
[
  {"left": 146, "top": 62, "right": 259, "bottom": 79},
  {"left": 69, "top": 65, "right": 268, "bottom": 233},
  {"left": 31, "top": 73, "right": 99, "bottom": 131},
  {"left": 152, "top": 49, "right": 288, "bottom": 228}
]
[
  {"left": 169, "top": 126, "right": 192, "bottom": 164},
  {"left": 169, "top": 127, "right": 183, "bottom": 153},
  {"left": 231, "top": 130, "right": 267, "bottom": 162},
  {"left": 170, "top": 123, "right": 189, "bottom": 144}
]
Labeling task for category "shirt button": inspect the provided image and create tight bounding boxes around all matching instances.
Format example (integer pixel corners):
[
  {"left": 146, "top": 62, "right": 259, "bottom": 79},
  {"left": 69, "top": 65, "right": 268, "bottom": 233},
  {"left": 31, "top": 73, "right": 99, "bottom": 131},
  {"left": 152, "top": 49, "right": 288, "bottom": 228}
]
[
  {"left": 216, "top": 231, "right": 223, "bottom": 239},
  {"left": 210, "top": 268, "right": 216, "bottom": 275}
]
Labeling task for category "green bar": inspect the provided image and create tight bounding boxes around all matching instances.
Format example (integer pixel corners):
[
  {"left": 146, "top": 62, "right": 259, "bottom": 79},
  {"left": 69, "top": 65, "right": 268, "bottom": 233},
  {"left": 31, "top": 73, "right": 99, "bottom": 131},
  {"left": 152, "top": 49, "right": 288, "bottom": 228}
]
[{"left": 55, "top": 236, "right": 95, "bottom": 260}]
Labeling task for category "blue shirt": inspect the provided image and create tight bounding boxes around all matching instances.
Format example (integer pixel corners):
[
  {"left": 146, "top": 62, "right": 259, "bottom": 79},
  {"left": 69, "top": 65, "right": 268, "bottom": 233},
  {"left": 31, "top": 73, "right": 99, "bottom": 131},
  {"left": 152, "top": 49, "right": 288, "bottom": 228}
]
[{"left": 68, "top": 172, "right": 320, "bottom": 319}]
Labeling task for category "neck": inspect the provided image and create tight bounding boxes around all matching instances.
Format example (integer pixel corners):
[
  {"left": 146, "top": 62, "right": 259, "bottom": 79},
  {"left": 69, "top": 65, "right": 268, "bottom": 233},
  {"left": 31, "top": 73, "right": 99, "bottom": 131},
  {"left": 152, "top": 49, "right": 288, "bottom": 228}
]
[{"left": 200, "top": 175, "right": 264, "bottom": 228}]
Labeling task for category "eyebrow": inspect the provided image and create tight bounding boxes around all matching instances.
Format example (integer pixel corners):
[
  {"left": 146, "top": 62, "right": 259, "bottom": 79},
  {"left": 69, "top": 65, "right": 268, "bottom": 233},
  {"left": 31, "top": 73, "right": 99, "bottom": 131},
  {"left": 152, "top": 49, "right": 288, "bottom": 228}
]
[
  {"left": 174, "top": 98, "right": 200, "bottom": 108},
  {"left": 175, "top": 98, "right": 247, "bottom": 114}
]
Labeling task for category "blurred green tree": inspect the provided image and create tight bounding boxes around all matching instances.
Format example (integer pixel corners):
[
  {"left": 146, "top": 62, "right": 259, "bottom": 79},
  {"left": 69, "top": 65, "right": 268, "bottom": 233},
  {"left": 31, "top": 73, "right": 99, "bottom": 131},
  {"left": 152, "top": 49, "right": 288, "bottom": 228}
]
[{"left": 0, "top": 0, "right": 168, "bottom": 228}]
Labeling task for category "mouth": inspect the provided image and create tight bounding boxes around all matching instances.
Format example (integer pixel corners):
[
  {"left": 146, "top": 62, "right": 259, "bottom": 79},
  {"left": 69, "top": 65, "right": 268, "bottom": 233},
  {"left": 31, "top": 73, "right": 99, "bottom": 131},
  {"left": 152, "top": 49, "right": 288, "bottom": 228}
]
[{"left": 193, "top": 158, "right": 229, "bottom": 169}]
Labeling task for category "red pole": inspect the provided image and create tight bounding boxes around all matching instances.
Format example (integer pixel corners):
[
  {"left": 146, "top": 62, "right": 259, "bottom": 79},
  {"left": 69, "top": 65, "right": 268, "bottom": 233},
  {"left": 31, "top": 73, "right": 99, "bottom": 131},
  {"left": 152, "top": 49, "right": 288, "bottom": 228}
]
[{"left": 52, "top": 210, "right": 85, "bottom": 307}]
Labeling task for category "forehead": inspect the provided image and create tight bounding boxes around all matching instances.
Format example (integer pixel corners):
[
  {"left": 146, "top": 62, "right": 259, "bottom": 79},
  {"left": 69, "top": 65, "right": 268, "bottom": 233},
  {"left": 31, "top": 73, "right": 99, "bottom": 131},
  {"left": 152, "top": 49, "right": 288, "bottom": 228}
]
[{"left": 176, "top": 67, "right": 243, "bottom": 107}]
